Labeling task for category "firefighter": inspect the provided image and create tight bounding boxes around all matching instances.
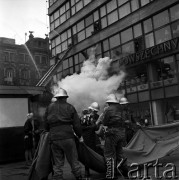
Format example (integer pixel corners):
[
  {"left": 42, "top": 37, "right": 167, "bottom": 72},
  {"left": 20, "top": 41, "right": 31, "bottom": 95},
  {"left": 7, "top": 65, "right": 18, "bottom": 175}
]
[
  {"left": 80, "top": 102, "right": 101, "bottom": 177},
  {"left": 102, "top": 94, "right": 129, "bottom": 179},
  {"left": 44, "top": 88, "right": 83, "bottom": 180}
]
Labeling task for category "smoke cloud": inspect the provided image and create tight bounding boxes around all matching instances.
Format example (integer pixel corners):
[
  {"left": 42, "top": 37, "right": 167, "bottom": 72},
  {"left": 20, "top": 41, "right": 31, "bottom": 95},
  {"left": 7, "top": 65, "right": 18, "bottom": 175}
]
[{"left": 52, "top": 49, "right": 126, "bottom": 115}]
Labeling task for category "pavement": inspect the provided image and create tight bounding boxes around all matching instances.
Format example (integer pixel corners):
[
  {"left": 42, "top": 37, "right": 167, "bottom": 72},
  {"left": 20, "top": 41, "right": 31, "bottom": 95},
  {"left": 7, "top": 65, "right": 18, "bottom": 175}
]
[{"left": 0, "top": 150, "right": 179, "bottom": 180}]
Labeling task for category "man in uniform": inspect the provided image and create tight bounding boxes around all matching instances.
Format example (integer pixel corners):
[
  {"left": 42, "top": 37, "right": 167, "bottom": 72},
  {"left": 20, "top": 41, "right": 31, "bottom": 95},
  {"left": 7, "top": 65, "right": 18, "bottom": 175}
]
[
  {"left": 102, "top": 94, "right": 129, "bottom": 179},
  {"left": 44, "top": 88, "right": 83, "bottom": 180}
]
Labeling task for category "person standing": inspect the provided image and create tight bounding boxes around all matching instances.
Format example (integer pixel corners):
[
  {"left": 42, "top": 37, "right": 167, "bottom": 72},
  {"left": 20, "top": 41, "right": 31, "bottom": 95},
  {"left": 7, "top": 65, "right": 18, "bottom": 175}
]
[
  {"left": 24, "top": 113, "right": 33, "bottom": 166},
  {"left": 44, "top": 88, "right": 83, "bottom": 180},
  {"left": 102, "top": 94, "right": 129, "bottom": 179},
  {"left": 80, "top": 102, "right": 101, "bottom": 177}
]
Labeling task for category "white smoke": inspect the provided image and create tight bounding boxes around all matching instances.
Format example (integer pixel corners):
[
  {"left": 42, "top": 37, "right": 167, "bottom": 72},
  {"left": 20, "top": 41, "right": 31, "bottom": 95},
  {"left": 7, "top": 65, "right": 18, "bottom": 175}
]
[{"left": 52, "top": 49, "right": 126, "bottom": 115}]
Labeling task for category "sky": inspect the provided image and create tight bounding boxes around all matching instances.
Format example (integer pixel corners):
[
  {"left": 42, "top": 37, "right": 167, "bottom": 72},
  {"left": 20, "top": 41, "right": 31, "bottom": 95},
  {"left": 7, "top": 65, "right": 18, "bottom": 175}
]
[{"left": 0, "top": 0, "right": 49, "bottom": 45}]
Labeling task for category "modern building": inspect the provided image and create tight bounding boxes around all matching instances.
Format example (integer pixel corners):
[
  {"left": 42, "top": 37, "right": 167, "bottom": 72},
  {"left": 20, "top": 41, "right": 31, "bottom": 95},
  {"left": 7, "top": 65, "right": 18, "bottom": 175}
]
[
  {"left": 0, "top": 32, "right": 50, "bottom": 86},
  {"left": 39, "top": 0, "right": 179, "bottom": 126}
]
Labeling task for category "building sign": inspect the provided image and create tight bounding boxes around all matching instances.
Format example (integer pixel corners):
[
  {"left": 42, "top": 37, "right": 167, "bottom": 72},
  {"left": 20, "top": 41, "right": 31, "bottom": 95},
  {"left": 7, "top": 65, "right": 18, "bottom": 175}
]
[
  {"left": 150, "top": 81, "right": 163, "bottom": 88},
  {"left": 120, "top": 38, "right": 179, "bottom": 66}
]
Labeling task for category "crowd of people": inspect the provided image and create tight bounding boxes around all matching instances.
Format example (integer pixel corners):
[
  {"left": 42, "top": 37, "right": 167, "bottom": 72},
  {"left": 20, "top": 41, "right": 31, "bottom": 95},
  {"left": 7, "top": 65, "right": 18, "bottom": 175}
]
[{"left": 25, "top": 88, "right": 142, "bottom": 179}]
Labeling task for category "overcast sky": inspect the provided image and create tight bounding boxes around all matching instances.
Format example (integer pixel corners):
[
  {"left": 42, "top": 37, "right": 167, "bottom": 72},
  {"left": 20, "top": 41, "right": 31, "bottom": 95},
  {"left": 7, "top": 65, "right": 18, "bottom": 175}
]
[{"left": 0, "top": 0, "right": 49, "bottom": 45}]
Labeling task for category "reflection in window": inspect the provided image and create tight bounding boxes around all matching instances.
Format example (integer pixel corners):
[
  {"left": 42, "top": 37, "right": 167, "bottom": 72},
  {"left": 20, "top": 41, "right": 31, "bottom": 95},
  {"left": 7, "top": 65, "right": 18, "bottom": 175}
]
[
  {"left": 145, "top": 33, "right": 154, "bottom": 48},
  {"left": 171, "top": 21, "right": 179, "bottom": 38},
  {"left": 170, "top": 4, "right": 179, "bottom": 22},
  {"left": 155, "top": 26, "right": 171, "bottom": 44},
  {"left": 153, "top": 10, "right": 169, "bottom": 29},
  {"left": 144, "top": 18, "right": 153, "bottom": 33}
]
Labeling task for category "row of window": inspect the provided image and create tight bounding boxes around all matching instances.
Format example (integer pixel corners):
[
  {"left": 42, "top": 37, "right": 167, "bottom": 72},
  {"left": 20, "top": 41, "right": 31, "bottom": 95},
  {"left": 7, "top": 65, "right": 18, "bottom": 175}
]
[
  {"left": 0, "top": 52, "right": 48, "bottom": 65},
  {"left": 50, "top": 0, "right": 92, "bottom": 30},
  {"left": 3, "top": 68, "right": 47, "bottom": 80},
  {"left": 51, "top": 0, "right": 157, "bottom": 56},
  {"left": 51, "top": 3, "right": 179, "bottom": 73}
]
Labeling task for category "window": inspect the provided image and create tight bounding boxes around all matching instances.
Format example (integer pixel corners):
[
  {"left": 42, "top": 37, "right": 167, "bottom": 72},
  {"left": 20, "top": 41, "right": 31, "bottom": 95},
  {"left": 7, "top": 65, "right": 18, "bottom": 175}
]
[
  {"left": 85, "top": 15, "right": 93, "bottom": 27},
  {"left": 7, "top": 69, "right": 13, "bottom": 78},
  {"left": 145, "top": 33, "right": 154, "bottom": 48},
  {"left": 100, "top": 6, "right": 106, "bottom": 17},
  {"left": 140, "top": 0, "right": 149, "bottom": 6},
  {"left": 76, "top": 1, "right": 83, "bottom": 12},
  {"left": 133, "top": 23, "right": 142, "bottom": 38},
  {"left": 170, "top": 4, "right": 179, "bottom": 22},
  {"left": 101, "top": 17, "right": 107, "bottom": 28},
  {"left": 63, "top": 59, "right": 68, "bottom": 69},
  {"left": 118, "top": 0, "right": 128, "bottom": 6},
  {"left": 103, "top": 39, "right": 109, "bottom": 52},
  {"left": 153, "top": 10, "right": 169, "bottom": 29},
  {"left": 121, "top": 28, "right": 133, "bottom": 43},
  {"left": 144, "top": 18, "right": 153, "bottom": 33},
  {"left": 35, "top": 56, "right": 40, "bottom": 64},
  {"left": 155, "top": 26, "right": 172, "bottom": 44},
  {"left": 109, "top": 34, "right": 120, "bottom": 48},
  {"left": 119, "top": 3, "right": 131, "bottom": 18},
  {"left": 78, "top": 30, "right": 85, "bottom": 42},
  {"left": 107, "top": 10, "right": 118, "bottom": 25},
  {"left": 171, "top": 21, "right": 179, "bottom": 38},
  {"left": 77, "top": 20, "right": 85, "bottom": 32},
  {"left": 86, "top": 25, "right": 94, "bottom": 37},
  {"left": 10, "top": 53, "right": 15, "bottom": 62},
  {"left": 134, "top": 37, "right": 145, "bottom": 52},
  {"left": 107, "top": 0, "right": 117, "bottom": 13},
  {"left": 94, "top": 11, "right": 99, "bottom": 21},
  {"left": 122, "top": 41, "right": 134, "bottom": 54},
  {"left": 111, "top": 47, "right": 122, "bottom": 61},
  {"left": 131, "top": 0, "right": 139, "bottom": 12},
  {"left": 4, "top": 52, "right": 9, "bottom": 61}
]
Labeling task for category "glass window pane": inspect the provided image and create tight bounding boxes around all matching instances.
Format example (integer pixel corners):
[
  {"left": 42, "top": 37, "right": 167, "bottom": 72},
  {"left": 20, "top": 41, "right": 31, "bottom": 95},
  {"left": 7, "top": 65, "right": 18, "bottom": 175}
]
[
  {"left": 66, "top": 2, "right": 70, "bottom": 10},
  {"left": 85, "top": 15, "right": 93, "bottom": 27},
  {"left": 118, "top": 0, "right": 128, "bottom": 6},
  {"left": 144, "top": 18, "right": 153, "bottom": 33},
  {"left": 171, "top": 21, "right": 179, "bottom": 38},
  {"left": 60, "top": 14, "right": 66, "bottom": 24},
  {"left": 119, "top": 3, "right": 131, "bottom": 19},
  {"left": 77, "top": 20, "right": 85, "bottom": 32},
  {"left": 145, "top": 33, "right": 154, "bottom": 48},
  {"left": 54, "top": 10, "right": 59, "bottom": 19},
  {"left": 86, "top": 25, "right": 94, "bottom": 38},
  {"left": 56, "top": 36, "right": 61, "bottom": 45},
  {"left": 94, "top": 11, "right": 99, "bottom": 22},
  {"left": 101, "top": 17, "right": 107, "bottom": 28},
  {"left": 60, "top": 5, "right": 65, "bottom": 15},
  {"left": 107, "top": 10, "right": 118, "bottom": 25},
  {"left": 133, "top": 23, "right": 142, "bottom": 38},
  {"left": 69, "top": 57, "right": 73, "bottom": 67},
  {"left": 76, "top": 1, "right": 83, "bottom": 12},
  {"left": 107, "top": 0, "right": 117, "bottom": 13},
  {"left": 61, "top": 32, "right": 67, "bottom": 42},
  {"left": 78, "top": 30, "right": 85, "bottom": 42},
  {"left": 170, "top": 4, "right": 179, "bottom": 21},
  {"left": 71, "top": 0, "right": 75, "bottom": 6},
  {"left": 104, "top": 51, "right": 110, "bottom": 58},
  {"left": 61, "top": 41, "right": 67, "bottom": 51},
  {"left": 79, "top": 53, "right": 85, "bottom": 63},
  {"left": 55, "top": 19, "right": 60, "bottom": 28},
  {"left": 155, "top": 26, "right": 172, "bottom": 44},
  {"left": 67, "top": 29, "right": 71, "bottom": 38},
  {"left": 66, "top": 10, "right": 70, "bottom": 19},
  {"left": 153, "top": 10, "right": 169, "bottom": 29},
  {"left": 131, "top": 0, "right": 139, "bottom": 12},
  {"left": 72, "top": 6, "right": 75, "bottom": 15},
  {"left": 63, "top": 59, "right": 68, "bottom": 69},
  {"left": 84, "top": 0, "right": 91, "bottom": 6},
  {"left": 122, "top": 41, "right": 134, "bottom": 54},
  {"left": 111, "top": 47, "right": 122, "bottom": 61},
  {"left": 74, "top": 54, "right": 79, "bottom": 65},
  {"left": 109, "top": 34, "right": 120, "bottom": 48},
  {"left": 121, "top": 28, "right": 133, "bottom": 43},
  {"left": 103, "top": 39, "right": 109, "bottom": 51},
  {"left": 70, "top": 67, "right": 74, "bottom": 75},
  {"left": 73, "top": 25, "right": 77, "bottom": 34},
  {"left": 56, "top": 45, "right": 61, "bottom": 54},
  {"left": 100, "top": 6, "right": 106, "bottom": 17},
  {"left": 140, "top": 0, "right": 149, "bottom": 6}
]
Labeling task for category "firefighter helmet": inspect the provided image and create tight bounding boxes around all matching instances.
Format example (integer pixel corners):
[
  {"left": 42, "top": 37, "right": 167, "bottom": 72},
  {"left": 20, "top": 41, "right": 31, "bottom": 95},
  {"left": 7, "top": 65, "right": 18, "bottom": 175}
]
[
  {"left": 54, "top": 88, "right": 69, "bottom": 98},
  {"left": 88, "top": 102, "right": 100, "bottom": 112},
  {"left": 120, "top": 97, "right": 129, "bottom": 104},
  {"left": 106, "top": 94, "right": 119, "bottom": 103}
]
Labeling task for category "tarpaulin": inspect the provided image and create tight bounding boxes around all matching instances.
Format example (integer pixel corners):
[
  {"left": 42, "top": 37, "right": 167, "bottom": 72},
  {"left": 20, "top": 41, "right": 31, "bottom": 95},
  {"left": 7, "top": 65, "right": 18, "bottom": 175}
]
[
  {"left": 123, "top": 122, "right": 179, "bottom": 164},
  {"left": 28, "top": 132, "right": 106, "bottom": 180}
]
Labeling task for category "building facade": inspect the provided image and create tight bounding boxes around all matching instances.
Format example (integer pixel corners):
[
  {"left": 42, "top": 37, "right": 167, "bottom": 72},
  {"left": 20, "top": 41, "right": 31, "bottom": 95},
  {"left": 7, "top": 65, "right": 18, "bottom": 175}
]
[
  {"left": 45, "top": 0, "right": 179, "bottom": 125},
  {"left": 0, "top": 33, "right": 50, "bottom": 86}
]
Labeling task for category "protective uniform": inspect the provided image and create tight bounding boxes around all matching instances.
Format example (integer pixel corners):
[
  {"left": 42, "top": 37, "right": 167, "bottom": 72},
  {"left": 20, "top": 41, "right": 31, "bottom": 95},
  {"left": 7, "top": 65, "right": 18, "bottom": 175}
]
[
  {"left": 44, "top": 88, "right": 82, "bottom": 180},
  {"left": 102, "top": 94, "right": 128, "bottom": 178}
]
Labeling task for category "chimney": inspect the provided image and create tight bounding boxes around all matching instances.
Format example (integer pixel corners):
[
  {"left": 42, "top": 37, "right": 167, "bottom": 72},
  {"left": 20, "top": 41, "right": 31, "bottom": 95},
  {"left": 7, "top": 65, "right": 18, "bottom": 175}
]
[{"left": 29, "top": 31, "right": 34, "bottom": 40}]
